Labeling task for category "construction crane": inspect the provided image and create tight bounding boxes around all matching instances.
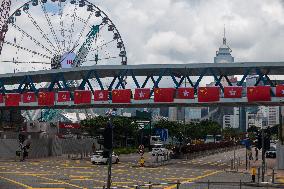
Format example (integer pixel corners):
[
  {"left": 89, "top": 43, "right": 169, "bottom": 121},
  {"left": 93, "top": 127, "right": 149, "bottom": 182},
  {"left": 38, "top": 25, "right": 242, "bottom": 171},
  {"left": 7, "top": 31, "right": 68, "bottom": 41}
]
[{"left": 0, "top": 0, "right": 11, "bottom": 54}]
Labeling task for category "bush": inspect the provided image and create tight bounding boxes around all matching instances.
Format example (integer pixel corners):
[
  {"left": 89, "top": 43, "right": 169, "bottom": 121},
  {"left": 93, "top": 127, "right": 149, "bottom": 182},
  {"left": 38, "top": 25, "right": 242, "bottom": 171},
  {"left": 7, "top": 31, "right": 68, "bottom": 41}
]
[
  {"left": 114, "top": 147, "right": 137, "bottom": 155},
  {"left": 175, "top": 141, "right": 235, "bottom": 154}
]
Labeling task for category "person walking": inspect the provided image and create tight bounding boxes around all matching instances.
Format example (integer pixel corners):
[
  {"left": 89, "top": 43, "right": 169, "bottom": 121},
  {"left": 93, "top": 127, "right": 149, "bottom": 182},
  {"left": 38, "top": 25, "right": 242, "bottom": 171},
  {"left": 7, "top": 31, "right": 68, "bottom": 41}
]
[
  {"left": 251, "top": 167, "right": 256, "bottom": 182},
  {"left": 255, "top": 147, "right": 258, "bottom": 161}
]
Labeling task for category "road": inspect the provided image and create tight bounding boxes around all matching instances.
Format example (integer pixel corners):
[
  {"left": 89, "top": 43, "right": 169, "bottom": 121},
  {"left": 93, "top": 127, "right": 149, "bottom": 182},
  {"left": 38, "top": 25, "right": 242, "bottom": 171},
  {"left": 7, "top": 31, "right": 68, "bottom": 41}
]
[{"left": 0, "top": 148, "right": 254, "bottom": 189}]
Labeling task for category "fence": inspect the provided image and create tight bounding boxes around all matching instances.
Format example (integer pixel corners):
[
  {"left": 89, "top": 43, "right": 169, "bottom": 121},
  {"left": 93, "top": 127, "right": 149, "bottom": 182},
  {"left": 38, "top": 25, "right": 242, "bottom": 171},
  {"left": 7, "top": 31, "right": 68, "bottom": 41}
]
[
  {"left": 115, "top": 180, "right": 284, "bottom": 189},
  {"left": 0, "top": 138, "right": 96, "bottom": 159}
]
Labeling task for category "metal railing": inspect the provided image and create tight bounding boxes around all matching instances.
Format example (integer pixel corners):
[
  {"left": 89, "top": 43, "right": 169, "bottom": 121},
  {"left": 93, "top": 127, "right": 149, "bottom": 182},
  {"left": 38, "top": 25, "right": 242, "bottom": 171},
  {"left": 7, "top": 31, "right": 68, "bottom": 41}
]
[{"left": 107, "top": 180, "right": 284, "bottom": 189}]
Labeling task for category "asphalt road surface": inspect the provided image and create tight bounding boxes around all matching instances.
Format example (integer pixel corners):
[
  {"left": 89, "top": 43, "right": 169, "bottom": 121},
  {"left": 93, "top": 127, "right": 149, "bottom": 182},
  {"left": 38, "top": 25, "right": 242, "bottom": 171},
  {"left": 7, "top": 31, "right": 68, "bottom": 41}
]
[{"left": 0, "top": 148, "right": 258, "bottom": 189}]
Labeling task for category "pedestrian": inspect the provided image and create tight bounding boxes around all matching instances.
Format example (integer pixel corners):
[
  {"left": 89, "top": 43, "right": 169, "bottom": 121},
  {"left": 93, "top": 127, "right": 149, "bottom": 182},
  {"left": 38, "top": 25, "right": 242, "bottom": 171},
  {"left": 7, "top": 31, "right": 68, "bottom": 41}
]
[
  {"left": 251, "top": 167, "right": 256, "bottom": 182},
  {"left": 92, "top": 143, "right": 96, "bottom": 153},
  {"left": 248, "top": 149, "right": 253, "bottom": 160},
  {"left": 255, "top": 147, "right": 258, "bottom": 161},
  {"left": 139, "top": 156, "right": 145, "bottom": 167}
]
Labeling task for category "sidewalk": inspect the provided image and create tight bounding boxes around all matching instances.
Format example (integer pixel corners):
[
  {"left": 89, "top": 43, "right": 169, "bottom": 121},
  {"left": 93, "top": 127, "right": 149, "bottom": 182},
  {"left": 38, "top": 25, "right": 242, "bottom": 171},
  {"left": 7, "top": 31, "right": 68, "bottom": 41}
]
[{"left": 226, "top": 153, "right": 284, "bottom": 184}]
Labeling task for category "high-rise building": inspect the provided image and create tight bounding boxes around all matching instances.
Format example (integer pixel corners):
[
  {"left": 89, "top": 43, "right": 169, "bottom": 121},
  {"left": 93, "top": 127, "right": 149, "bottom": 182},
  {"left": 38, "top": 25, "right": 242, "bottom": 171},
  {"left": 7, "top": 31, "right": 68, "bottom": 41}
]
[{"left": 214, "top": 28, "right": 234, "bottom": 64}]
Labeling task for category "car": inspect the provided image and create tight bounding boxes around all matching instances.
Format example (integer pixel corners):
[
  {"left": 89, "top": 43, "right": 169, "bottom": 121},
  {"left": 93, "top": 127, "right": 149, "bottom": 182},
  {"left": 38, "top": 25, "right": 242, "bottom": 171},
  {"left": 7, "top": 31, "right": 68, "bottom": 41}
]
[
  {"left": 266, "top": 145, "right": 276, "bottom": 158},
  {"left": 151, "top": 143, "right": 169, "bottom": 156},
  {"left": 91, "top": 150, "right": 119, "bottom": 164}
]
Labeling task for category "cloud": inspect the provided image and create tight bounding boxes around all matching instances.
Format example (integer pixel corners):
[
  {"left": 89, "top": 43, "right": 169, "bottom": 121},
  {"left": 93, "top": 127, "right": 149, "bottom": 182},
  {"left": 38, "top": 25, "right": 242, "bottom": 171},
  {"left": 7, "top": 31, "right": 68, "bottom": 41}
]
[{"left": 4, "top": 0, "right": 284, "bottom": 73}]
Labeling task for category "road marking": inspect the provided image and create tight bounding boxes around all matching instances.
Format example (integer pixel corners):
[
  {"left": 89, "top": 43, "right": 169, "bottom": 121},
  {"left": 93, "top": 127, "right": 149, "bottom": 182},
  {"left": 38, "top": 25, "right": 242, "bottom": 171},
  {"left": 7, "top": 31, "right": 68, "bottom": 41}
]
[
  {"left": 164, "top": 171, "right": 222, "bottom": 189},
  {"left": 40, "top": 182, "right": 65, "bottom": 185},
  {"left": 0, "top": 175, "right": 32, "bottom": 188},
  {"left": 32, "top": 175, "right": 88, "bottom": 189},
  {"left": 30, "top": 188, "right": 65, "bottom": 189},
  {"left": 112, "top": 181, "right": 134, "bottom": 184}
]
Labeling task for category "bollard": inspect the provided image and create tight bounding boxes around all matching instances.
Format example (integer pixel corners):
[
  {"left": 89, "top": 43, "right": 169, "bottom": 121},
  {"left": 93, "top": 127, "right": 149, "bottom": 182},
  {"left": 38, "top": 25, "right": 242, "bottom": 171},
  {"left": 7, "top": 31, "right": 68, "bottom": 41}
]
[
  {"left": 257, "top": 167, "right": 260, "bottom": 183},
  {"left": 231, "top": 159, "right": 233, "bottom": 170},
  {"left": 148, "top": 181, "right": 152, "bottom": 189},
  {"left": 272, "top": 168, "right": 275, "bottom": 184},
  {"left": 239, "top": 180, "right": 242, "bottom": 189},
  {"left": 177, "top": 180, "right": 181, "bottom": 189},
  {"left": 156, "top": 155, "right": 158, "bottom": 163},
  {"left": 207, "top": 180, "right": 210, "bottom": 189}
]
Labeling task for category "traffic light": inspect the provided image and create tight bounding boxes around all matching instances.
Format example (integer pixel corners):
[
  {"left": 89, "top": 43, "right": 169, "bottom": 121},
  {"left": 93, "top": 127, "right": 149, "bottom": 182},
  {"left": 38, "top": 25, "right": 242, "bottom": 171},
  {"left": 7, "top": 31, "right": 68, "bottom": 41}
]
[
  {"left": 97, "top": 127, "right": 105, "bottom": 145},
  {"left": 103, "top": 122, "right": 113, "bottom": 150},
  {"left": 18, "top": 133, "right": 25, "bottom": 144}
]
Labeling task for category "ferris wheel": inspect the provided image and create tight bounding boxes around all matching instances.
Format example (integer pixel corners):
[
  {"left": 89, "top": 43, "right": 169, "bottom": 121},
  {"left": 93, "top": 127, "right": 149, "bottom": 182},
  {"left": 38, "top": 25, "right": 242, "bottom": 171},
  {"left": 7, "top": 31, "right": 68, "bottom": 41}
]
[
  {"left": 1, "top": 0, "right": 127, "bottom": 73},
  {"left": 0, "top": 0, "right": 128, "bottom": 121}
]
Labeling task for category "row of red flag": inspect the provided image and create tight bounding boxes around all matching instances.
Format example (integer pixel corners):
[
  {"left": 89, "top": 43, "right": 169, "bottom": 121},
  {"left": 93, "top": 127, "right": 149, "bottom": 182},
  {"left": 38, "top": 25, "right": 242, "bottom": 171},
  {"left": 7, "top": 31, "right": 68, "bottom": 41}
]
[{"left": 0, "top": 85, "right": 284, "bottom": 106}]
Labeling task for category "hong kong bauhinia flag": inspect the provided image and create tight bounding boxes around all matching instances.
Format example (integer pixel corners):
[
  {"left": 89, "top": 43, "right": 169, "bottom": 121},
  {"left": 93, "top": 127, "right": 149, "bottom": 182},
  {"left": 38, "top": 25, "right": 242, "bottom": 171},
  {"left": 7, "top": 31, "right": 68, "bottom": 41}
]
[
  {"left": 57, "top": 91, "right": 70, "bottom": 102},
  {"left": 38, "top": 92, "right": 55, "bottom": 106},
  {"left": 247, "top": 86, "right": 271, "bottom": 102},
  {"left": 276, "top": 85, "right": 284, "bottom": 97},
  {"left": 112, "top": 89, "right": 132, "bottom": 103},
  {"left": 5, "top": 93, "right": 21, "bottom": 106},
  {"left": 154, "top": 88, "right": 175, "bottom": 102},
  {"left": 23, "top": 92, "right": 36, "bottom": 103},
  {"left": 224, "top": 86, "right": 242, "bottom": 98},
  {"left": 198, "top": 87, "right": 220, "bottom": 102},
  {"left": 94, "top": 90, "right": 109, "bottom": 101},
  {"left": 177, "top": 88, "right": 194, "bottom": 99},
  {"left": 74, "top": 90, "right": 92, "bottom": 104},
  {"left": 134, "top": 88, "right": 151, "bottom": 100}
]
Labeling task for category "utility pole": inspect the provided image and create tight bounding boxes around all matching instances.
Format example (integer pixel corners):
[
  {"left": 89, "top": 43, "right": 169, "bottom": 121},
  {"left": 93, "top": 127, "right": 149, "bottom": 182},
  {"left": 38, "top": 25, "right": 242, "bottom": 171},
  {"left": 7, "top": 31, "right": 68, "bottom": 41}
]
[
  {"left": 261, "top": 128, "right": 265, "bottom": 182},
  {"left": 106, "top": 109, "right": 116, "bottom": 189}
]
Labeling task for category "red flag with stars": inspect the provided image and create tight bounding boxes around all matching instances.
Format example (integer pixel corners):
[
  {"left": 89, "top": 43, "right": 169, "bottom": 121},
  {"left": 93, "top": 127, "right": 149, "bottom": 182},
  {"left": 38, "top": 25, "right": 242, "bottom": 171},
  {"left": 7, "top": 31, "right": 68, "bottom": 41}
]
[
  {"left": 112, "top": 89, "right": 132, "bottom": 103},
  {"left": 177, "top": 88, "right": 194, "bottom": 99},
  {"left": 154, "top": 88, "right": 175, "bottom": 102},
  {"left": 134, "top": 88, "right": 151, "bottom": 100},
  {"left": 276, "top": 85, "right": 284, "bottom": 97},
  {"left": 224, "top": 86, "right": 243, "bottom": 98},
  {"left": 94, "top": 90, "right": 109, "bottom": 101},
  {"left": 74, "top": 90, "right": 92, "bottom": 104},
  {"left": 5, "top": 93, "right": 21, "bottom": 106},
  {"left": 247, "top": 86, "right": 271, "bottom": 102},
  {"left": 198, "top": 87, "right": 220, "bottom": 102},
  {"left": 57, "top": 91, "right": 70, "bottom": 102},
  {"left": 38, "top": 92, "right": 55, "bottom": 106},
  {"left": 23, "top": 92, "right": 36, "bottom": 103}
]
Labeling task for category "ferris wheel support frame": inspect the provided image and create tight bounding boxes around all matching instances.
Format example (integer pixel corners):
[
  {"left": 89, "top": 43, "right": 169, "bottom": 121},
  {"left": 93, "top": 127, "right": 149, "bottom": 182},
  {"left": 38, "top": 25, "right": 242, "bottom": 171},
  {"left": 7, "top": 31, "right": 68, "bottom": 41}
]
[{"left": 0, "top": 0, "right": 11, "bottom": 54}]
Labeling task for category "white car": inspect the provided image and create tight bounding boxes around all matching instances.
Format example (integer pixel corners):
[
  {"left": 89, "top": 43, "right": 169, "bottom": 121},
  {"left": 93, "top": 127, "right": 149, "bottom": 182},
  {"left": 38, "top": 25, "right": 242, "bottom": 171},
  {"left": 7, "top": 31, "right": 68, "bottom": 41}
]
[
  {"left": 91, "top": 151, "right": 119, "bottom": 164},
  {"left": 151, "top": 144, "right": 169, "bottom": 156}
]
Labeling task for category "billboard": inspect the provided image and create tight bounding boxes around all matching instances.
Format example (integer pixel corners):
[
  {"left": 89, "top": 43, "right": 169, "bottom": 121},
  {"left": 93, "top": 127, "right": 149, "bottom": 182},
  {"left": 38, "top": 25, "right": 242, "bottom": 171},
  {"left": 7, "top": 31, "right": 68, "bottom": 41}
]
[
  {"left": 60, "top": 52, "right": 76, "bottom": 68},
  {"left": 58, "top": 122, "right": 81, "bottom": 135}
]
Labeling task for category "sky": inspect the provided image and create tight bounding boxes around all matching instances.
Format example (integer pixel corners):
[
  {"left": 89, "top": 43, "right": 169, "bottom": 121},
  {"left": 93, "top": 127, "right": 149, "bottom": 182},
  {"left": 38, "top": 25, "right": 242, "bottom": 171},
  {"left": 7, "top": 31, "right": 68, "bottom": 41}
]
[
  {"left": 89, "top": 0, "right": 284, "bottom": 64},
  {"left": 6, "top": 0, "right": 284, "bottom": 69}
]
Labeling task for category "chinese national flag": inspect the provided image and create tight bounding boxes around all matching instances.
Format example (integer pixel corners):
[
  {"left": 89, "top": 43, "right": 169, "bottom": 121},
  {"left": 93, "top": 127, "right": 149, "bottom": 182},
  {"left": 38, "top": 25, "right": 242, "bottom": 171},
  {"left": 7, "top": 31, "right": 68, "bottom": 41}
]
[
  {"left": 23, "top": 92, "right": 36, "bottom": 103},
  {"left": 94, "top": 90, "right": 109, "bottom": 101},
  {"left": 74, "top": 90, "right": 92, "bottom": 104},
  {"left": 198, "top": 87, "right": 220, "bottom": 102},
  {"left": 134, "top": 88, "right": 151, "bottom": 100},
  {"left": 177, "top": 88, "right": 194, "bottom": 99},
  {"left": 57, "top": 91, "right": 70, "bottom": 102},
  {"left": 5, "top": 93, "right": 21, "bottom": 106},
  {"left": 154, "top": 88, "right": 175, "bottom": 102},
  {"left": 247, "top": 86, "right": 271, "bottom": 102},
  {"left": 38, "top": 92, "right": 55, "bottom": 106},
  {"left": 224, "top": 86, "right": 243, "bottom": 98},
  {"left": 276, "top": 85, "right": 284, "bottom": 97},
  {"left": 112, "top": 89, "right": 132, "bottom": 103}
]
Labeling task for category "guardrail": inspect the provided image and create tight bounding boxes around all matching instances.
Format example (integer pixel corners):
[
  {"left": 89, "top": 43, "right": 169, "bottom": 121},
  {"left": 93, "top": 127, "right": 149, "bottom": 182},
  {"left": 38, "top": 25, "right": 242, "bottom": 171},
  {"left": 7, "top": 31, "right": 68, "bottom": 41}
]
[{"left": 106, "top": 180, "right": 284, "bottom": 189}]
